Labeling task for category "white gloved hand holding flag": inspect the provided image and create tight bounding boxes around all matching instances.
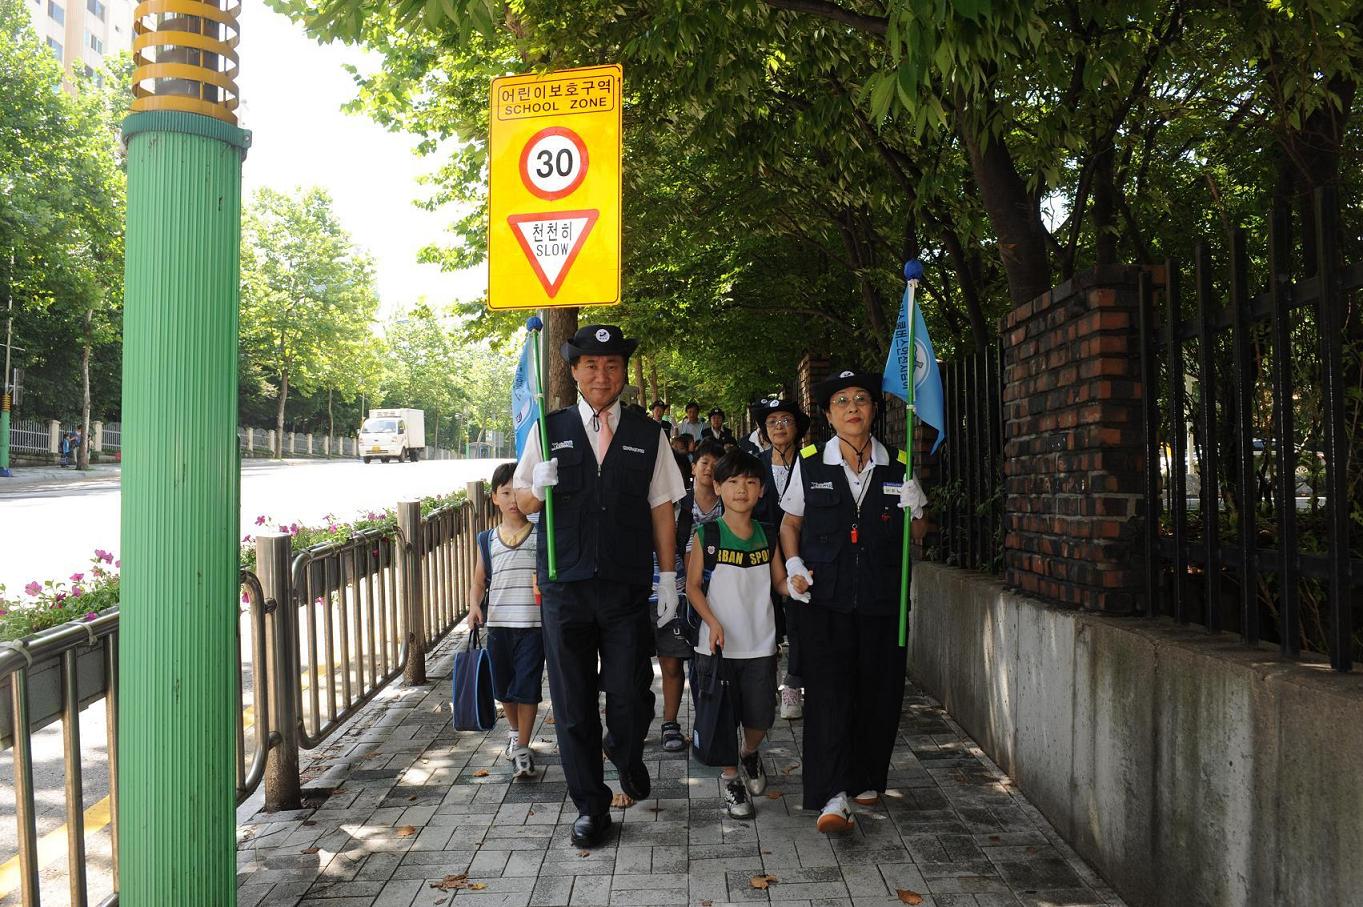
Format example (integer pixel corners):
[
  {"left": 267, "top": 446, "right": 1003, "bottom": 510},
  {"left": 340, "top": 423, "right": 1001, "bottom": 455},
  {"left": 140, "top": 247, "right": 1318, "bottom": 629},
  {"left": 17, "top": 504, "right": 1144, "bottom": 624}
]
[{"left": 898, "top": 477, "right": 927, "bottom": 518}]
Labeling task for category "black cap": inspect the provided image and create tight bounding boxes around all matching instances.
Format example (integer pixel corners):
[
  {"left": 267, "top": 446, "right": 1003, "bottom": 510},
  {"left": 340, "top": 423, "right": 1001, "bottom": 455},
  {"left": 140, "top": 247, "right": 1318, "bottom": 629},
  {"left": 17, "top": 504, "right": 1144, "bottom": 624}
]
[
  {"left": 812, "top": 369, "right": 883, "bottom": 410},
  {"left": 708, "top": 408, "right": 725, "bottom": 419},
  {"left": 749, "top": 398, "right": 810, "bottom": 441},
  {"left": 649, "top": 399, "right": 668, "bottom": 410},
  {"left": 560, "top": 324, "right": 639, "bottom": 363}
]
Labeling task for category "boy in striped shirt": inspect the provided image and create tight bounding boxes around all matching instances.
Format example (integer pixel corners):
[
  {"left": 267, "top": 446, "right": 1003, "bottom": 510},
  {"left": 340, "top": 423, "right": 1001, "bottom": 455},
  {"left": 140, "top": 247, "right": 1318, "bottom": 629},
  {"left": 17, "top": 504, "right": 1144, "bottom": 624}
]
[{"left": 469, "top": 463, "right": 543, "bottom": 779}]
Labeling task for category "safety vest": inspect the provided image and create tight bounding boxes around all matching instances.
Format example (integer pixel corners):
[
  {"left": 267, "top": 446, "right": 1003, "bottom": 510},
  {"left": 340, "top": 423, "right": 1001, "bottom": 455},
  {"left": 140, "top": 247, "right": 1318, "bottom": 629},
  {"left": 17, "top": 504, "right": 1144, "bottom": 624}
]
[
  {"left": 537, "top": 406, "right": 661, "bottom": 586},
  {"left": 796, "top": 440, "right": 907, "bottom": 615}
]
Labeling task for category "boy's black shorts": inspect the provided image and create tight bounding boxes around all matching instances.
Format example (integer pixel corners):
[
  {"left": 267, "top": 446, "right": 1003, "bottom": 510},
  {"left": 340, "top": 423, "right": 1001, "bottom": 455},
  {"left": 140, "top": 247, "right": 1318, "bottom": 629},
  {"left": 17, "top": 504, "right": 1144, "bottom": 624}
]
[{"left": 486, "top": 627, "right": 545, "bottom": 704}]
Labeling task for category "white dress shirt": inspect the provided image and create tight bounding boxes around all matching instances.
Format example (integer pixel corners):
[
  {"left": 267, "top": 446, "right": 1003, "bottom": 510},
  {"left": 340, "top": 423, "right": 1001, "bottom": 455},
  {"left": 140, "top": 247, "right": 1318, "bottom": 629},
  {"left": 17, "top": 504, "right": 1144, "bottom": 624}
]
[
  {"left": 779, "top": 436, "right": 892, "bottom": 517},
  {"left": 513, "top": 398, "right": 686, "bottom": 508}
]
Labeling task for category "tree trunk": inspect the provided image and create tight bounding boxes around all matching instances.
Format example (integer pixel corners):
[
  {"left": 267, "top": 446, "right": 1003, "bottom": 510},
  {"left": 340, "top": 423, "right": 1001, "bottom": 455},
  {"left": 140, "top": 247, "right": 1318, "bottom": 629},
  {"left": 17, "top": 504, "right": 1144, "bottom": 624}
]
[
  {"left": 79, "top": 322, "right": 91, "bottom": 470},
  {"left": 957, "top": 92, "right": 1053, "bottom": 306},
  {"left": 632, "top": 356, "right": 645, "bottom": 404},
  {"left": 1092, "top": 140, "right": 1118, "bottom": 266},
  {"left": 327, "top": 387, "right": 334, "bottom": 440},
  {"left": 649, "top": 359, "right": 660, "bottom": 402},
  {"left": 275, "top": 371, "right": 289, "bottom": 458},
  {"left": 547, "top": 307, "right": 578, "bottom": 410}
]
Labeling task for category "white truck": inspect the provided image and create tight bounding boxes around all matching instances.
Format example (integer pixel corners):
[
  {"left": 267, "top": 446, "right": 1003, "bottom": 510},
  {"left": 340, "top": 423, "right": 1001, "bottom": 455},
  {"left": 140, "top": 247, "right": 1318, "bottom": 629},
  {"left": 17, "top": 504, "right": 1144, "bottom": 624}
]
[{"left": 359, "top": 408, "right": 426, "bottom": 463}]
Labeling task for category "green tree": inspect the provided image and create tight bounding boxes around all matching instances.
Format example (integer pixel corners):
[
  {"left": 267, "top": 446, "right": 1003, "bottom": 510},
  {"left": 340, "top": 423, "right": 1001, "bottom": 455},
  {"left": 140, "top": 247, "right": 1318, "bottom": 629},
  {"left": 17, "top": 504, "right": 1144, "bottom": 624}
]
[
  {"left": 240, "top": 186, "right": 380, "bottom": 456},
  {"left": 0, "top": 3, "right": 126, "bottom": 447}
]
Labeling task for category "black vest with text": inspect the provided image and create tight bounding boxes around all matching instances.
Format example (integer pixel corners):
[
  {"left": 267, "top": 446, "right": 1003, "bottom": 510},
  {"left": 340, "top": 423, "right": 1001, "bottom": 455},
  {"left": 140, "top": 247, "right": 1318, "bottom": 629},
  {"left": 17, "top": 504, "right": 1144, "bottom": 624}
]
[
  {"left": 796, "top": 440, "right": 908, "bottom": 616},
  {"left": 537, "top": 405, "right": 661, "bottom": 586}
]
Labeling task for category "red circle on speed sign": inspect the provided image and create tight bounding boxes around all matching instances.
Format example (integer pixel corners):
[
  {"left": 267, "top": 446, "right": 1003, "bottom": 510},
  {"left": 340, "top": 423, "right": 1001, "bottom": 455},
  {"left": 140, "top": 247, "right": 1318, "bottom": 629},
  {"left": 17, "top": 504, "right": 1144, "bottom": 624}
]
[{"left": 519, "top": 127, "right": 590, "bottom": 201}]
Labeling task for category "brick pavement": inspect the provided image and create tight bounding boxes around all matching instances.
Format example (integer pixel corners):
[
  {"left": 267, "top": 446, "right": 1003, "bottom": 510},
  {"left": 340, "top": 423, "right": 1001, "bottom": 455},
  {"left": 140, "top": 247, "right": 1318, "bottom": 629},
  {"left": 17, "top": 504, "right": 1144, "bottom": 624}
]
[{"left": 236, "top": 627, "right": 1125, "bottom": 907}]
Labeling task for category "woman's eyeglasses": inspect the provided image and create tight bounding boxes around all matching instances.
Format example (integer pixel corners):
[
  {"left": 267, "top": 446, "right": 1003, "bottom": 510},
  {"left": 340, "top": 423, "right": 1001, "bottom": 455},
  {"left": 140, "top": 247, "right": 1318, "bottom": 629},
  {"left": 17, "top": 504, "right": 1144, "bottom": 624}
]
[{"left": 830, "top": 393, "right": 872, "bottom": 409}]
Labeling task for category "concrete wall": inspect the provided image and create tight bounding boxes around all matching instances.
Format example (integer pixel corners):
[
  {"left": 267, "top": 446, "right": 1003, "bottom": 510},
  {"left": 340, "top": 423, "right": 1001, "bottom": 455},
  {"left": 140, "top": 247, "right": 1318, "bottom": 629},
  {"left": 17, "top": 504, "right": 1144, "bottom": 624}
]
[{"left": 909, "top": 562, "right": 1363, "bottom": 907}]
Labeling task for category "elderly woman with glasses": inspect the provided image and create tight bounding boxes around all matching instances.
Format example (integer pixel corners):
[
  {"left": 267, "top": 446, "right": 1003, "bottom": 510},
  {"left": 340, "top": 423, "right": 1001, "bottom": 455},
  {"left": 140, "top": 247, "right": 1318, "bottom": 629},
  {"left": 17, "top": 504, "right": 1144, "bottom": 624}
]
[{"left": 777, "top": 369, "right": 925, "bottom": 834}]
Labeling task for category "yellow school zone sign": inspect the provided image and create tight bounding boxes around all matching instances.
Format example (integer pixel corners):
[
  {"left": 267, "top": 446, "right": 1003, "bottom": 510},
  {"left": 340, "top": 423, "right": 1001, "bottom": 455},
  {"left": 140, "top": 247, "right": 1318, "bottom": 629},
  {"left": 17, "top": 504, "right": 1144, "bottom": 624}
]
[{"left": 488, "top": 64, "right": 623, "bottom": 310}]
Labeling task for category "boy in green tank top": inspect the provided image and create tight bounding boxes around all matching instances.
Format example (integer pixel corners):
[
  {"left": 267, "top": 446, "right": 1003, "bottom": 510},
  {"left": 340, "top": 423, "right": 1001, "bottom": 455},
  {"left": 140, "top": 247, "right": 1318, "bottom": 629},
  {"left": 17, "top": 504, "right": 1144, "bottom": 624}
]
[{"left": 685, "top": 449, "right": 791, "bottom": 818}]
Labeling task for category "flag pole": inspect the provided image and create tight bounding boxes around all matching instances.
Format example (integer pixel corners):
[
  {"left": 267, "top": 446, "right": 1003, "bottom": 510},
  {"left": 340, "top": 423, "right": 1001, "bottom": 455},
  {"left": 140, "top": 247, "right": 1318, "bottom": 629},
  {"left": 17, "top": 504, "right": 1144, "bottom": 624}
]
[
  {"left": 531, "top": 312, "right": 558, "bottom": 580},
  {"left": 899, "top": 267, "right": 921, "bottom": 647}
]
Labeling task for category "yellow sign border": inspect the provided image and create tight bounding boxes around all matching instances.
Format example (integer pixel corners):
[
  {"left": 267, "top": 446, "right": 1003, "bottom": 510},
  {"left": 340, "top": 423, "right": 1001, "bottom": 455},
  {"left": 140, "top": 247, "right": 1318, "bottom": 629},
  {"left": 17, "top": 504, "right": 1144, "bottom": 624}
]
[{"left": 487, "top": 63, "right": 623, "bottom": 311}]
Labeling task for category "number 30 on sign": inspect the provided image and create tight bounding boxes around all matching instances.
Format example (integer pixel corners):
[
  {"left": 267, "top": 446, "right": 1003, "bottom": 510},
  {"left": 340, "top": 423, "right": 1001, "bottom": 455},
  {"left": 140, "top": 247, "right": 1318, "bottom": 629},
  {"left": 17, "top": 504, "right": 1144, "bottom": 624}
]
[{"left": 488, "top": 65, "right": 622, "bottom": 310}]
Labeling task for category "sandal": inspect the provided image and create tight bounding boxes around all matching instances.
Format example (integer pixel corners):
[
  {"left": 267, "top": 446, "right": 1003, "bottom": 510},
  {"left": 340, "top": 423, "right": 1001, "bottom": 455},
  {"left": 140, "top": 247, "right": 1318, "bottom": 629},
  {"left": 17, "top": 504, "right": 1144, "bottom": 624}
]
[{"left": 660, "top": 721, "right": 686, "bottom": 752}]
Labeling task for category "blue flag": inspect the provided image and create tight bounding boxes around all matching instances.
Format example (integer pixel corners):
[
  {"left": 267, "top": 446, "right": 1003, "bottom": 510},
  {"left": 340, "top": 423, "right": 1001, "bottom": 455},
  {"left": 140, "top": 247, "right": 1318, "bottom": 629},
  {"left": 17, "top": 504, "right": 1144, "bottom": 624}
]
[
  {"left": 511, "top": 332, "right": 540, "bottom": 458},
  {"left": 882, "top": 281, "right": 947, "bottom": 454}
]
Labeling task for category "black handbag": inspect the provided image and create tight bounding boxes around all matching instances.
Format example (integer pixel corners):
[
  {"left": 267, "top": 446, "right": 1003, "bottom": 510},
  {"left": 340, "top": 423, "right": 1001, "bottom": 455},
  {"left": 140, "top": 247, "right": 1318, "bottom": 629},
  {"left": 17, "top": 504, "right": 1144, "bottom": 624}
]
[
  {"left": 451, "top": 627, "right": 497, "bottom": 732},
  {"left": 690, "top": 648, "right": 740, "bottom": 766}
]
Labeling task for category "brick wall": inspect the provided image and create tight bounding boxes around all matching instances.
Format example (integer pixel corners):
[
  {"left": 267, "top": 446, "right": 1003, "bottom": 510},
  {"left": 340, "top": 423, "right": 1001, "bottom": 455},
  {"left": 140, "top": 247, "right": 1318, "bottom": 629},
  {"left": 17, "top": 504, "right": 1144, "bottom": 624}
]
[{"left": 1001, "top": 265, "right": 1146, "bottom": 613}]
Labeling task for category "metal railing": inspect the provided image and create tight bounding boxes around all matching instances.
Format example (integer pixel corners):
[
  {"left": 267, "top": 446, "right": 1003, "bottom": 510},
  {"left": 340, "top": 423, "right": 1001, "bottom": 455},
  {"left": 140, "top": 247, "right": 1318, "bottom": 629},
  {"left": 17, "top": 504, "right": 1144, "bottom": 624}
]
[
  {"left": 0, "top": 486, "right": 494, "bottom": 905},
  {"left": 289, "top": 527, "right": 408, "bottom": 747},
  {"left": 7, "top": 417, "right": 49, "bottom": 455},
  {"left": 1138, "top": 190, "right": 1362, "bottom": 672}
]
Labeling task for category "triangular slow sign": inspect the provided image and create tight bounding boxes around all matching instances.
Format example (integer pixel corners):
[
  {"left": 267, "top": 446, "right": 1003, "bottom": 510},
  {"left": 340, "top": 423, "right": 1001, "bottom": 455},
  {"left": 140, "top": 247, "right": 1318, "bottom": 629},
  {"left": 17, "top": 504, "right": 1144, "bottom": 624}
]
[{"left": 507, "top": 210, "right": 599, "bottom": 297}]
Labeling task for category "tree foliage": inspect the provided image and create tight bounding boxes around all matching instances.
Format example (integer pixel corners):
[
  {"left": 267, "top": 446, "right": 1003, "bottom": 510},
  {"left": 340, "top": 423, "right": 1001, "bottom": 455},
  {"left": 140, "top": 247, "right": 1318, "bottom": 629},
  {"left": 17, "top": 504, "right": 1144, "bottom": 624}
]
[{"left": 0, "top": 1, "right": 126, "bottom": 423}]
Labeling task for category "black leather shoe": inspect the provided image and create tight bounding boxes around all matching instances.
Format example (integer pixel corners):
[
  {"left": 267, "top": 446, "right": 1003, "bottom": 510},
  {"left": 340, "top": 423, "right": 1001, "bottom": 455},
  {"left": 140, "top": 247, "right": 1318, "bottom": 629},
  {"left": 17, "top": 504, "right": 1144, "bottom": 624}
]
[
  {"left": 570, "top": 812, "right": 612, "bottom": 848},
  {"left": 602, "top": 737, "right": 651, "bottom": 801}
]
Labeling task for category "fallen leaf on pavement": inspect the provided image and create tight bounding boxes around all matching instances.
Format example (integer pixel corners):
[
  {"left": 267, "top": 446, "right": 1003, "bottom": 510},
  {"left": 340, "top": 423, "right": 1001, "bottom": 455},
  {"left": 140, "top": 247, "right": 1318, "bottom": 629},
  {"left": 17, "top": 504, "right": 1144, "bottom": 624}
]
[
  {"left": 577, "top": 850, "right": 590, "bottom": 858},
  {"left": 766, "top": 790, "right": 783, "bottom": 799},
  {"left": 896, "top": 890, "right": 924, "bottom": 905},
  {"left": 300, "top": 846, "right": 320, "bottom": 855},
  {"left": 396, "top": 826, "right": 417, "bottom": 837},
  {"left": 301, "top": 820, "right": 317, "bottom": 827},
  {"left": 430, "top": 873, "right": 469, "bottom": 891},
  {"left": 407, "top": 796, "right": 418, "bottom": 802},
  {"left": 781, "top": 764, "right": 799, "bottom": 775},
  {"left": 472, "top": 769, "right": 490, "bottom": 778},
  {"left": 469, "top": 882, "right": 487, "bottom": 890},
  {"left": 750, "top": 874, "right": 778, "bottom": 890},
  {"left": 701, "top": 901, "right": 713, "bottom": 906}
]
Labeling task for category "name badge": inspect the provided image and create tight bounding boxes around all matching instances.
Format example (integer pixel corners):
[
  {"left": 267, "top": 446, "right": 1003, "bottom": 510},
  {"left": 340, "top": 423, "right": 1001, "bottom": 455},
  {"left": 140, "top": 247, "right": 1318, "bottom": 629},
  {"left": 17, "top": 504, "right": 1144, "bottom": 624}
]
[
  {"left": 810, "top": 481, "right": 834, "bottom": 490},
  {"left": 882, "top": 482, "right": 904, "bottom": 496},
  {"left": 622, "top": 444, "right": 646, "bottom": 454},
  {"left": 551, "top": 440, "right": 574, "bottom": 451}
]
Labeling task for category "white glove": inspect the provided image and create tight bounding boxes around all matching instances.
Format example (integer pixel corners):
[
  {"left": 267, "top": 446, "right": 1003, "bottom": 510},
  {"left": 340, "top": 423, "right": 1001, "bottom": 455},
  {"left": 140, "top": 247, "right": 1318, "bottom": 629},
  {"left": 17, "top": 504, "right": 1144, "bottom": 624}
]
[
  {"left": 655, "top": 572, "right": 679, "bottom": 627},
  {"left": 785, "top": 556, "right": 813, "bottom": 603},
  {"left": 899, "top": 477, "right": 927, "bottom": 518},
  {"left": 531, "top": 458, "right": 559, "bottom": 500}
]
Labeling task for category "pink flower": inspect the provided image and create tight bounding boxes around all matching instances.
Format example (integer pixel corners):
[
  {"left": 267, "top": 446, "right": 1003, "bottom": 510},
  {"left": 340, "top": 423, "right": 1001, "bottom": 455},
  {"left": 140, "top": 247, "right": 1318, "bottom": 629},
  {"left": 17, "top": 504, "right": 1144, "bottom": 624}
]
[
  {"left": 314, "top": 596, "right": 324, "bottom": 606},
  {"left": 289, "top": 522, "right": 300, "bottom": 535},
  {"left": 24, "top": 581, "right": 41, "bottom": 596},
  {"left": 114, "top": 560, "right": 120, "bottom": 568},
  {"left": 255, "top": 515, "right": 267, "bottom": 526},
  {"left": 0, "top": 609, "right": 8, "bottom": 617},
  {"left": 71, "top": 586, "right": 83, "bottom": 597},
  {"left": 278, "top": 524, "right": 289, "bottom": 534},
  {"left": 241, "top": 592, "right": 250, "bottom": 604},
  {"left": 84, "top": 611, "right": 97, "bottom": 622},
  {"left": 54, "top": 591, "right": 67, "bottom": 603},
  {"left": 94, "top": 549, "right": 113, "bottom": 564},
  {"left": 71, "top": 572, "right": 84, "bottom": 582}
]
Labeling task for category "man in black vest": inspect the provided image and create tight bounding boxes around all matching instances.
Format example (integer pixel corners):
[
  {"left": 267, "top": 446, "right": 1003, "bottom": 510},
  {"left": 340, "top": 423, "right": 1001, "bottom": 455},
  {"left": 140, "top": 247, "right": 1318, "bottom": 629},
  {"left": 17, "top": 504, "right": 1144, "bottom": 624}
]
[
  {"left": 777, "top": 369, "right": 926, "bottom": 834},
  {"left": 512, "top": 324, "right": 685, "bottom": 848}
]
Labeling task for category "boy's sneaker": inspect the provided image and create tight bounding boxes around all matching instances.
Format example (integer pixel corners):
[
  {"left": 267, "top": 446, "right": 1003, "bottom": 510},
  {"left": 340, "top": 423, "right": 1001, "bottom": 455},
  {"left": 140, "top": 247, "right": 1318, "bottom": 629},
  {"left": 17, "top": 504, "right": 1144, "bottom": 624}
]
[
  {"left": 512, "top": 746, "right": 535, "bottom": 779},
  {"left": 740, "top": 749, "right": 768, "bottom": 796},
  {"left": 853, "top": 790, "right": 880, "bottom": 806},
  {"left": 723, "top": 774, "right": 754, "bottom": 819},
  {"left": 505, "top": 731, "right": 518, "bottom": 761},
  {"left": 816, "top": 792, "right": 854, "bottom": 834},
  {"left": 779, "top": 687, "right": 803, "bottom": 720}
]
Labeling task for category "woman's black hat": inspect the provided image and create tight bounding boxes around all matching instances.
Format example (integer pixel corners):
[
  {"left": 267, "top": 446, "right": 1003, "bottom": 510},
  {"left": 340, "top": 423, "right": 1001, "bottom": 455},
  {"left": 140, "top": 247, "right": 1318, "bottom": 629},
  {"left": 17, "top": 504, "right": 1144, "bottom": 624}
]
[
  {"left": 708, "top": 408, "right": 725, "bottom": 419},
  {"left": 749, "top": 398, "right": 810, "bottom": 441},
  {"left": 560, "top": 323, "right": 639, "bottom": 363},
  {"left": 812, "top": 369, "right": 883, "bottom": 410}
]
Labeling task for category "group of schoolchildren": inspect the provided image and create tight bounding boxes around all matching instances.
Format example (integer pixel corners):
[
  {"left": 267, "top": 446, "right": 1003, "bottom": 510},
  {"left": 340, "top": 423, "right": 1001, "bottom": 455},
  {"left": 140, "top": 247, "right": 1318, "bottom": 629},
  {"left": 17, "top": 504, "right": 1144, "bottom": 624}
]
[{"left": 466, "top": 396, "right": 809, "bottom": 819}]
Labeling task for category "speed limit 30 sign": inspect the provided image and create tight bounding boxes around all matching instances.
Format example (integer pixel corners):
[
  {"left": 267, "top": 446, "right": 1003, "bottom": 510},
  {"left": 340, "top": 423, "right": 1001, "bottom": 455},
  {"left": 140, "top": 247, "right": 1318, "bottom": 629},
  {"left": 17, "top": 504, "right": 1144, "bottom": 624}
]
[{"left": 488, "top": 65, "right": 622, "bottom": 310}]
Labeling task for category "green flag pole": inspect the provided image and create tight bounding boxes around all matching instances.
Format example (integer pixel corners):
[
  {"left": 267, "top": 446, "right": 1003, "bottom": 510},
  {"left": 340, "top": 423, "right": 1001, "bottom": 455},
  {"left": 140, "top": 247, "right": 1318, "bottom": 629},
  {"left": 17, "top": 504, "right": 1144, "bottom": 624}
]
[
  {"left": 898, "top": 278, "right": 919, "bottom": 647},
  {"left": 533, "top": 312, "right": 558, "bottom": 580}
]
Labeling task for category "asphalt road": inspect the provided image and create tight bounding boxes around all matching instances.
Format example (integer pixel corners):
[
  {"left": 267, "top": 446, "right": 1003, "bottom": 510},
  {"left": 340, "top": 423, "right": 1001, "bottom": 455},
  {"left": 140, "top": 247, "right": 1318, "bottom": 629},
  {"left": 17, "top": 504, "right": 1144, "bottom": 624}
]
[{"left": 0, "top": 456, "right": 509, "bottom": 904}]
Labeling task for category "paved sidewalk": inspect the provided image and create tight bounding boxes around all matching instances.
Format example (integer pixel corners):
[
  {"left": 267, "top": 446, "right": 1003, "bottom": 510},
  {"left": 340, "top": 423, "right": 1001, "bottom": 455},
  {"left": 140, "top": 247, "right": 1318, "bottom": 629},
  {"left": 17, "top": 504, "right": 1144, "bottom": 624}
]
[{"left": 236, "top": 627, "right": 1124, "bottom": 907}]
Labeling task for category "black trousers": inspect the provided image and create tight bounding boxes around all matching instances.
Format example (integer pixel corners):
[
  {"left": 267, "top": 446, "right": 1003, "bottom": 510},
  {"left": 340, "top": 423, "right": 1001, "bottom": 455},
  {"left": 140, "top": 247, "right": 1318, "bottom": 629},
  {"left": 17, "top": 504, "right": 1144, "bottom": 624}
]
[
  {"left": 541, "top": 576, "right": 655, "bottom": 817},
  {"left": 796, "top": 605, "right": 907, "bottom": 811}
]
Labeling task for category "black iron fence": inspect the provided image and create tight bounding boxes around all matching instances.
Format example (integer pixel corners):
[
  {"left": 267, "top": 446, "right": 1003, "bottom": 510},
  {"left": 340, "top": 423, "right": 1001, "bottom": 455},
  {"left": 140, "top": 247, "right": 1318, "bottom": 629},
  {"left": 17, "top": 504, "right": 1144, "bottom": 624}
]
[{"left": 1138, "top": 188, "right": 1363, "bottom": 672}]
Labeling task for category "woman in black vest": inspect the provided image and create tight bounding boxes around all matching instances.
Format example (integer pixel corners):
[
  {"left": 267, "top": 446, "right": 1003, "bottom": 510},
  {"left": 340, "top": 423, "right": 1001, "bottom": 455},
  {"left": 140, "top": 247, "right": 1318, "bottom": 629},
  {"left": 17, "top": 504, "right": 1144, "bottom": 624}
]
[
  {"left": 777, "top": 370, "right": 924, "bottom": 834},
  {"left": 749, "top": 398, "right": 810, "bottom": 720}
]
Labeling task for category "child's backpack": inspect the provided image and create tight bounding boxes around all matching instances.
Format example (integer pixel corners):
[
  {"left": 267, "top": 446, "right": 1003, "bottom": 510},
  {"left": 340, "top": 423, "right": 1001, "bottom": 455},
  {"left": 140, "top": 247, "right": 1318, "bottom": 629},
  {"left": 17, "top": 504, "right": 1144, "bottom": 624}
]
[{"left": 476, "top": 529, "right": 493, "bottom": 605}]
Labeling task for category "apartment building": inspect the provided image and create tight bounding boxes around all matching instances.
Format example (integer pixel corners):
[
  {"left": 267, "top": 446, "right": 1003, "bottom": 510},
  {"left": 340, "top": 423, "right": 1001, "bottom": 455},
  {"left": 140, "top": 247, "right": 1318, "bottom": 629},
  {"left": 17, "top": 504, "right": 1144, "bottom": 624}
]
[{"left": 25, "top": 0, "right": 134, "bottom": 83}]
